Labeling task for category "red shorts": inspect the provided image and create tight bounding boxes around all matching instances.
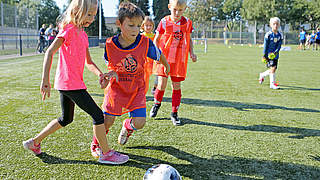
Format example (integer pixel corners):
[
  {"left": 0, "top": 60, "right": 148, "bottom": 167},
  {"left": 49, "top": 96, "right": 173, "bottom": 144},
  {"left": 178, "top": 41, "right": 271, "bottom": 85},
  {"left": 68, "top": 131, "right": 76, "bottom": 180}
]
[{"left": 159, "top": 75, "right": 185, "bottom": 82}]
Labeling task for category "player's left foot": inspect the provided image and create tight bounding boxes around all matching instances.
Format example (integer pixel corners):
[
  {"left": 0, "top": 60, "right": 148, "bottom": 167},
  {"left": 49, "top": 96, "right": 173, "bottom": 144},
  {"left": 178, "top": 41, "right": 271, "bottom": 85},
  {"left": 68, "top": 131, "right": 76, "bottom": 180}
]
[
  {"left": 118, "top": 121, "right": 133, "bottom": 145},
  {"left": 259, "top": 73, "right": 264, "bottom": 84},
  {"left": 171, "top": 112, "right": 181, "bottom": 126},
  {"left": 151, "top": 87, "right": 156, "bottom": 95}
]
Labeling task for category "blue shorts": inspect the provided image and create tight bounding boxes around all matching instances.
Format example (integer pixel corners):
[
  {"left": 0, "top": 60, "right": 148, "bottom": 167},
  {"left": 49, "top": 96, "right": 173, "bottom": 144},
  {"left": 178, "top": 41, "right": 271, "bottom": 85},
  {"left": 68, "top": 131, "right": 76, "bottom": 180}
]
[{"left": 103, "top": 108, "right": 146, "bottom": 117}]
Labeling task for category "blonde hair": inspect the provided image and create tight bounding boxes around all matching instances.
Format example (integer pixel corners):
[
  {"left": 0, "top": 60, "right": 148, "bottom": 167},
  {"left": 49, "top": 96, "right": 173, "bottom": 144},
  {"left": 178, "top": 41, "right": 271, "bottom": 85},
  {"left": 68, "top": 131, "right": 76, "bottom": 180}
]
[
  {"left": 141, "top": 16, "right": 155, "bottom": 32},
  {"left": 58, "top": 0, "right": 97, "bottom": 28},
  {"left": 169, "top": 0, "right": 187, "bottom": 6},
  {"left": 270, "top": 17, "right": 280, "bottom": 25}
]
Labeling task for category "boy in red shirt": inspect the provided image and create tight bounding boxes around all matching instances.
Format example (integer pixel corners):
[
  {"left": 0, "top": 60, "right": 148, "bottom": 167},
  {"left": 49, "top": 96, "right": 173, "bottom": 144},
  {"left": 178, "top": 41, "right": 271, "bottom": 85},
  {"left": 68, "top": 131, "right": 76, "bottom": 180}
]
[
  {"left": 150, "top": 0, "right": 197, "bottom": 126},
  {"left": 90, "top": 2, "right": 170, "bottom": 157}
]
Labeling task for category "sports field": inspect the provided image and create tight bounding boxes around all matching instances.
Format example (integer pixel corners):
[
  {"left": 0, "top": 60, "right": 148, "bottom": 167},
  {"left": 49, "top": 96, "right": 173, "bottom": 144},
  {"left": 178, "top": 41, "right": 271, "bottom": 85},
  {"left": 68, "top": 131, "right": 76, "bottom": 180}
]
[{"left": 0, "top": 44, "right": 319, "bottom": 179}]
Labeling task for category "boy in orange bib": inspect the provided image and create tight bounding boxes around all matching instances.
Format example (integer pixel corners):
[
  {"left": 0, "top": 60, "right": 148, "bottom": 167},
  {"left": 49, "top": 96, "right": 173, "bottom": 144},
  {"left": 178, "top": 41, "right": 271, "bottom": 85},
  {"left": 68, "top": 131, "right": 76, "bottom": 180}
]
[
  {"left": 150, "top": 0, "right": 197, "bottom": 126},
  {"left": 90, "top": 2, "right": 169, "bottom": 156}
]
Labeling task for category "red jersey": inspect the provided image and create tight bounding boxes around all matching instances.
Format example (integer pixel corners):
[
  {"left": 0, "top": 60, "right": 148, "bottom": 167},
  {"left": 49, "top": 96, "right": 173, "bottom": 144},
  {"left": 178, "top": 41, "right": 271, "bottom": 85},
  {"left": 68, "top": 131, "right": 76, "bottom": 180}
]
[
  {"left": 103, "top": 35, "right": 149, "bottom": 115},
  {"left": 154, "top": 16, "right": 193, "bottom": 78}
]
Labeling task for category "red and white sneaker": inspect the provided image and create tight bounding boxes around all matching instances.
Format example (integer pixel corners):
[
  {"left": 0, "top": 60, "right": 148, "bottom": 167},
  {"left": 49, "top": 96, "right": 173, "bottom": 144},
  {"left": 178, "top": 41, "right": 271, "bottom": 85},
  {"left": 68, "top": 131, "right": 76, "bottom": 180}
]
[
  {"left": 90, "top": 142, "right": 101, "bottom": 158},
  {"left": 23, "top": 138, "right": 41, "bottom": 155},
  {"left": 118, "top": 122, "right": 133, "bottom": 145},
  {"left": 270, "top": 83, "right": 280, "bottom": 89},
  {"left": 98, "top": 150, "right": 129, "bottom": 164},
  {"left": 259, "top": 73, "right": 264, "bottom": 84}
]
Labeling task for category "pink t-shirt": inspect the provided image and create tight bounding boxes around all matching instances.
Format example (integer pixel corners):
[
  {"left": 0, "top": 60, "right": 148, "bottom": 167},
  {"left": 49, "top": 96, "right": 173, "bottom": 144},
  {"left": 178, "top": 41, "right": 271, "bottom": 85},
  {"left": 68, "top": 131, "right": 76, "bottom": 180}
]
[{"left": 54, "top": 24, "right": 89, "bottom": 90}]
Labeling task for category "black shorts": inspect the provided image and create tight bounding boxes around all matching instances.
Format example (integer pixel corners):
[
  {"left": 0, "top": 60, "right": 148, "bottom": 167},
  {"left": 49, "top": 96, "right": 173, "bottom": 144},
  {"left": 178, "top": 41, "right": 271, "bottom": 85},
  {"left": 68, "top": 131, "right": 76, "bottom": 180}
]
[
  {"left": 58, "top": 89, "right": 104, "bottom": 126},
  {"left": 316, "top": 39, "right": 320, "bottom": 44},
  {"left": 266, "top": 59, "right": 278, "bottom": 69},
  {"left": 300, "top": 39, "right": 306, "bottom": 44}
]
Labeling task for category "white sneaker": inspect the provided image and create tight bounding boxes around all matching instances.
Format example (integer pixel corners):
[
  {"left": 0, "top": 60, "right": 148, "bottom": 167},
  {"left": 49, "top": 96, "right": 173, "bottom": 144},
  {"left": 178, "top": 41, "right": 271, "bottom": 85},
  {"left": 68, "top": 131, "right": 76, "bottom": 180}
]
[
  {"left": 259, "top": 73, "right": 264, "bottom": 84},
  {"left": 270, "top": 83, "right": 280, "bottom": 89}
]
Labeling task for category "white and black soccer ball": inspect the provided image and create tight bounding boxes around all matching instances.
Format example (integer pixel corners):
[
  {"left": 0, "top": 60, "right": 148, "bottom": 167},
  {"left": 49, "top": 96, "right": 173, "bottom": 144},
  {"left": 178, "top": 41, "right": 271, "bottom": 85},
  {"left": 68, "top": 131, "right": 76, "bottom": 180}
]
[{"left": 143, "top": 164, "right": 182, "bottom": 180}]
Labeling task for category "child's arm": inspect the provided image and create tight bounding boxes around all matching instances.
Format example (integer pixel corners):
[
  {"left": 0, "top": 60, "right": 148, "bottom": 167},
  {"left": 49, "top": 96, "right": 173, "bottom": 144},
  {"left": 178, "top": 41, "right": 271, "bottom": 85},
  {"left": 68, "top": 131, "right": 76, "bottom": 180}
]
[
  {"left": 159, "top": 53, "right": 170, "bottom": 76},
  {"left": 153, "top": 32, "right": 161, "bottom": 48},
  {"left": 189, "top": 38, "right": 197, "bottom": 62},
  {"left": 40, "top": 37, "right": 63, "bottom": 101},
  {"left": 85, "top": 48, "right": 115, "bottom": 89}
]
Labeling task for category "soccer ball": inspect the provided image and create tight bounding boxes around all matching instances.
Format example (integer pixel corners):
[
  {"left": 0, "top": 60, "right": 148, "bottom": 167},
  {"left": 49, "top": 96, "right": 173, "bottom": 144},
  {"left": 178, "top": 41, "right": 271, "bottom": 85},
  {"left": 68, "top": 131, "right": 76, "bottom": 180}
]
[{"left": 143, "top": 164, "right": 182, "bottom": 180}]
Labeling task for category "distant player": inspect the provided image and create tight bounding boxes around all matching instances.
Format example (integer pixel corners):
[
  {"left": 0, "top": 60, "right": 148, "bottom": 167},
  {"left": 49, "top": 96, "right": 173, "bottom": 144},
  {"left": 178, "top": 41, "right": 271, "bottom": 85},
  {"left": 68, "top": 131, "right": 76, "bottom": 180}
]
[
  {"left": 315, "top": 28, "right": 320, "bottom": 50},
  {"left": 150, "top": 0, "right": 197, "bottom": 126},
  {"left": 141, "top": 16, "right": 157, "bottom": 95},
  {"left": 259, "top": 17, "right": 283, "bottom": 90},
  {"left": 299, "top": 29, "right": 306, "bottom": 50},
  {"left": 309, "top": 30, "right": 316, "bottom": 50},
  {"left": 90, "top": 2, "right": 169, "bottom": 156}
]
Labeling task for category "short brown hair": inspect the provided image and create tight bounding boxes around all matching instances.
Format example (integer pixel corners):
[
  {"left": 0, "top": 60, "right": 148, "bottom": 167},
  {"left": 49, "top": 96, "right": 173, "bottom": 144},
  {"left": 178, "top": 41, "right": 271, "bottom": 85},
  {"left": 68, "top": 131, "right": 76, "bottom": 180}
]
[{"left": 118, "top": 2, "right": 145, "bottom": 24}]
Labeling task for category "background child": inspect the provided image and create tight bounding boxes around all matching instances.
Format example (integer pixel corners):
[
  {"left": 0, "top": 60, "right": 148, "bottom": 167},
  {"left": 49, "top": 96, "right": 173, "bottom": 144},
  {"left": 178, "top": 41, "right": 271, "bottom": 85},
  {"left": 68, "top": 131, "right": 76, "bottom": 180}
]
[
  {"left": 90, "top": 2, "right": 169, "bottom": 155},
  {"left": 299, "top": 29, "right": 306, "bottom": 50},
  {"left": 22, "top": 0, "right": 128, "bottom": 165},
  {"left": 309, "top": 30, "right": 316, "bottom": 50},
  {"left": 149, "top": 0, "right": 197, "bottom": 126},
  {"left": 315, "top": 28, "right": 320, "bottom": 50},
  {"left": 141, "top": 16, "right": 157, "bottom": 95},
  {"left": 259, "top": 17, "right": 283, "bottom": 90}
]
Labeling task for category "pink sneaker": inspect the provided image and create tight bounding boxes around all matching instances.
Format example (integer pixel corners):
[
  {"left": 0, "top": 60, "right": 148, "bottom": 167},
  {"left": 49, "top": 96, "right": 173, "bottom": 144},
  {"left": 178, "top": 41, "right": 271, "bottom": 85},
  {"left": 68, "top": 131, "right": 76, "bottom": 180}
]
[
  {"left": 118, "top": 122, "right": 133, "bottom": 145},
  {"left": 90, "top": 142, "right": 101, "bottom": 158},
  {"left": 98, "top": 150, "right": 129, "bottom": 164},
  {"left": 23, "top": 138, "right": 41, "bottom": 155}
]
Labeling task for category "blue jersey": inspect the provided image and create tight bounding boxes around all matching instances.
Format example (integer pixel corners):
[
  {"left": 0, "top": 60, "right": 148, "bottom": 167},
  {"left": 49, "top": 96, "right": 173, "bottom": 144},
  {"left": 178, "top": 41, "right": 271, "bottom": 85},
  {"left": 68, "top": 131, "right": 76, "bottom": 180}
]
[
  {"left": 316, "top": 31, "right": 320, "bottom": 40},
  {"left": 104, "top": 34, "right": 161, "bottom": 62},
  {"left": 263, "top": 31, "right": 283, "bottom": 60},
  {"left": 299, "top": 31, "right": 306, "bottom": 40},
  {"left": 310, "top": 34, "right": 316, "bottom": 42}
]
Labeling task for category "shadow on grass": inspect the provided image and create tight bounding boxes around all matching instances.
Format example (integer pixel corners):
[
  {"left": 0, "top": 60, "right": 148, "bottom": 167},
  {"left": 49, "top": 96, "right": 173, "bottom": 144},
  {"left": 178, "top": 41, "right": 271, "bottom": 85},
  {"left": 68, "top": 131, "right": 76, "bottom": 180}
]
[
  {"left": 145, "top": 96, "right": 320, "bottom": 113},
  {"left": 127, "top": 146, "right": 320, "bottom": 179},
  {"left": 180, "top": 117, "right": 320, "bottom": 139},
  {"left": 280, "top": 85, "right": 320, "bottom": 91},
  {"left": 37, "top": 152, "right": 99, "bottom": 165}
]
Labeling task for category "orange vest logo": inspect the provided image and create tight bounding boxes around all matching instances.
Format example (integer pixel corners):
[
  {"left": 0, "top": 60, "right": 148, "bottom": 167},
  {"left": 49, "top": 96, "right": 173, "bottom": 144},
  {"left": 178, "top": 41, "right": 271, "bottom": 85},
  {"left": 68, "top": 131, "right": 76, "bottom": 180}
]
[{"left": 174, "top": 31, "right": 183, "bottom": 40}]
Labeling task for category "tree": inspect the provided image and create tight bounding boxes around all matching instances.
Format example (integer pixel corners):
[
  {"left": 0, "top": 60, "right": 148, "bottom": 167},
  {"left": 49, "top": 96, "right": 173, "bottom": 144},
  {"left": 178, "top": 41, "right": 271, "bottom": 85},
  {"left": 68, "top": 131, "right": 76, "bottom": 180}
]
[
  {"left": 308, "top": 0, "right": 320, "bottom": 29},
  {"left": 153, "top": 0, "right": 170, "bottom": 26},
  {"left": 37, "top": 0, "right": 60, "bottom": 27},
  {"left": 85, "top": 4, "right": 112, "bottom": 37},
  {"left": 221, "top": 0, "right": 242, "bottom": 31},
  {"left": 119, "top": 0, "right": 150, "bottom": 16}
]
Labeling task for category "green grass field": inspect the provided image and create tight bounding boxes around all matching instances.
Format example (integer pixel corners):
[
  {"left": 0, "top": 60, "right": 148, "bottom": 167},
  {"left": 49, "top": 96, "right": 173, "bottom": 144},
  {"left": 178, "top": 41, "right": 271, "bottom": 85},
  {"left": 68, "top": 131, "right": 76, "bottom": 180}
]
[{"left": 0, "top": 44, "right": 319, "bottom": 179}]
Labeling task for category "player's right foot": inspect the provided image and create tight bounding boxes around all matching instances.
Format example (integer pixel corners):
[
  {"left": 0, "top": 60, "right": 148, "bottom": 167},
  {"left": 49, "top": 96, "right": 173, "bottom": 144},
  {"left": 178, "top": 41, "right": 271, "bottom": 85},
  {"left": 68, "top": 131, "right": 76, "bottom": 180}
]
[
  {"left": 171, "top": 112, "right": 181, "bottom": 126},
  {"left": 90, "top": 142, "right": 101, "bottom": 158},
  {"left": 98, "top": 150, "right": 129, "bottom": 164},
  {"left": 23, "top": 138, "right": 41, "bottom": 155},
  {"left": 118, "top": 121, "right": 133, "bottom": 145},
  {"left": 270, "top": 83, "right": 280, "bottom": 89},
  {"left": 150, "top": 104, "right": 161, "bottom": 118},
  {"left": 259, "top": 73, "right": 264, "bottom": 84}
]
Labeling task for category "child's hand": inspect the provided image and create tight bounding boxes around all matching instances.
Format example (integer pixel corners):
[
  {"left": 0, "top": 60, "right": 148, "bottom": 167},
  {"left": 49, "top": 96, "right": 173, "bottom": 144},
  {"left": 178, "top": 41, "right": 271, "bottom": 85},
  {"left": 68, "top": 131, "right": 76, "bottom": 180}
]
[
  {"left": 190, "top": 52, "right": 197, "bottom": 62},
  {"left": 40, "top": 81, "right": 51, "bottom": 101},
  {"left": 99, "top": 78, "right": 109, "bottom": 89},
  {"left": 99, "top": 70, "right": 119, "bottom": 88}
]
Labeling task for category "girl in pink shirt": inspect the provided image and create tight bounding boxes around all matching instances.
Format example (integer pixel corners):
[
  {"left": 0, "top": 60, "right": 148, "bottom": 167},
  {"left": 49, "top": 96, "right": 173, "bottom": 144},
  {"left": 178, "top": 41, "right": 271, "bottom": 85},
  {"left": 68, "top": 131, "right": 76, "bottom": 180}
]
[{"left": 22, "top": 0, "right": 128, "bottom": 165}]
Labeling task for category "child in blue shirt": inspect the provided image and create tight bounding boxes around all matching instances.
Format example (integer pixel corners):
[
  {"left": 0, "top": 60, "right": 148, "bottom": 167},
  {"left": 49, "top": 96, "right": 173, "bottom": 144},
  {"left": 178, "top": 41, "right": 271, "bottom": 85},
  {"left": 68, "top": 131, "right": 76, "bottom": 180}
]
[
  {"left": 259, "top": 17, "right": 283, "bottom": 90},
  {"left": 299, "top": 29, "right": 306, "bottom": 50}
]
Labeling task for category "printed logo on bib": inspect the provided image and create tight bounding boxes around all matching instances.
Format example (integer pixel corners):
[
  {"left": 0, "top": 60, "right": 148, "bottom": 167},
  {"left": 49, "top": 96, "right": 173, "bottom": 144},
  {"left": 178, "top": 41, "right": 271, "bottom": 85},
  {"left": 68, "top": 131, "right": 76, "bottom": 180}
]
[
  {"left": 273, "top": 38, "right": 278, "bottom": 43},
  {"left": 174, "top": 31, "right": 183, "bottom": 40},
  {"left": 123, "top": 55, "right": 138, "bottom": 73}
]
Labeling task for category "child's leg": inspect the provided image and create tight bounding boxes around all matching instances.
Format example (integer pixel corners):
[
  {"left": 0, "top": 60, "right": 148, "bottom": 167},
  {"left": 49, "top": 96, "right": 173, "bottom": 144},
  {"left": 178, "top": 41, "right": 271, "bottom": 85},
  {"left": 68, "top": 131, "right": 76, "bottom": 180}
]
[
  {"left": 92, "top": 114, "right": 115, "bottom": 145},
  {"left": 150, "top": 76, "right": 168, "bottom": 117},
  {"left": 119, "top": 108, "right": 146, "bottom": 145},
  {"left": 171, "top": 81, "right": 181, "bottom": 113}
]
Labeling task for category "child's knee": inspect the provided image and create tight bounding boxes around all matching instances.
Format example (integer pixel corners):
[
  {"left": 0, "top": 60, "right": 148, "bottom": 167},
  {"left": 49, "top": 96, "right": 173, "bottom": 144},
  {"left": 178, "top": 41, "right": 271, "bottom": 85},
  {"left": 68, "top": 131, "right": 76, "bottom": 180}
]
[
  {"left": 104, "top": 115, "right": 115, "bottom": 128},
  {"left": 132, "top": 117, "right": 146, "bottom": 129},
  {"left": 57, "top": 116, "right": 73, "bottom": 127}
]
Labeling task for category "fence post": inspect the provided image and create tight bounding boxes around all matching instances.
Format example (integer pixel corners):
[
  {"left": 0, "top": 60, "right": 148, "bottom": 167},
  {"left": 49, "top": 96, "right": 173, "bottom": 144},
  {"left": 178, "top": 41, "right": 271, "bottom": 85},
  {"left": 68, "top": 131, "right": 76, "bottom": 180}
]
[
  {"left": 1, "top": 35, "right": 4, "bottom": 50},
  {"left": 1, "top": 2, "right": 3, "bottom": 28},
  {"left": 19, "top": 34, "right": 22, "bottom": 56}
]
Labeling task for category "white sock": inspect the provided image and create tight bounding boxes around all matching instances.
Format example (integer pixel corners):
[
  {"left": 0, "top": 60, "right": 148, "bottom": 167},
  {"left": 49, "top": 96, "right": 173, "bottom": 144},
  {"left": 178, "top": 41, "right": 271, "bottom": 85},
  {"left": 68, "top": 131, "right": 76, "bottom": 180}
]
[
  {"left": 270, "top": 73, "right": 275, "bottom": 85},
  {"left": 260, "top": 69, "right": 270, "bottom": 78}
]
